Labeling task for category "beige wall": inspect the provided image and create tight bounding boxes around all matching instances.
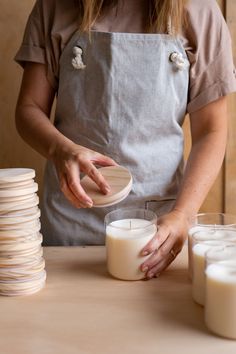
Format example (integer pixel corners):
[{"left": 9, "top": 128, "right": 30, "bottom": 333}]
[
  {"left": 0, "top": 0, "right": 235, "bottom": 212},
  {"left": 0, "top": 0, "right": 44, "bottom": 196}
]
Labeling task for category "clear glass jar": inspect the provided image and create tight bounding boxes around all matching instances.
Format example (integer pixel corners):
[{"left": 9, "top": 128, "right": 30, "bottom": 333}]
[{"left": 105, "top": 208, "right": 157, "bottom": 280}]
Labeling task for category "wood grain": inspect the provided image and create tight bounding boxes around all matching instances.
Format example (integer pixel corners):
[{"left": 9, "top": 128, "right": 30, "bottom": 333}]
[
  {"left": 0, "top": 246, "right": 236, "bottom": 353},
  {"left": 80, "top": 166, "right": 132, "bottom": 207}
]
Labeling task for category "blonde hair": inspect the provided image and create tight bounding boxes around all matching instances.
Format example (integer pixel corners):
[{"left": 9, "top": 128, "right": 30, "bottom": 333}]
[{"left": 79, "top": 0, "right": 188, "bottom": 35}]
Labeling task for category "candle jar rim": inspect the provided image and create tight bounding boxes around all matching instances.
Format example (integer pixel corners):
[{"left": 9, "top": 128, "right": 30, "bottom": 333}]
[
  {"left": 191, "top": 212, "right": 236, "bottom": 227},
  {"left": 104, "top": 208, "right": 157, "bottom": 230},
  {"left": 191, "top": 227, "right": 236, "bottom": 243},
  {"left": 205, "top": 242, "right": 236, "bottom": 265},
  {"left": 192, "top": 239, "right": 229, "bottom": 254},
  {"left": 206, "top": 241, "right": 236, "bottom": 260}
]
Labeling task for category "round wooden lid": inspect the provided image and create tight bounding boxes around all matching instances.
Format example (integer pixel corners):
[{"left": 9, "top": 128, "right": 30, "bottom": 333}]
[
  {"left": 80, "top": 166, "right": 132, "bottom": 207},
  {"left": 0, "top": 196, "right": 39, "bottom": 214},
  {"left": 0, "top": 169, "right": 35, "bottom": 184},
  {"left": 0, "top": 206, "right": 39, "bottom": 218},
  {"left": 0, "top": 225, "right": 41, "bottom": 238},
  {"left": 0, "top": 183, "right": 38, "bottom": 198},
  {"left": 0, "top": 218, "right": 41, "bottom": 231},
  {"left": 0, "top": 209, "right": 41, "bottom": 225},
  {"left": 0, "top": 180, "right": 35, "bottom": 190},
  {"left": 0, "top": 193, "right": 38, "bottom": 204}
]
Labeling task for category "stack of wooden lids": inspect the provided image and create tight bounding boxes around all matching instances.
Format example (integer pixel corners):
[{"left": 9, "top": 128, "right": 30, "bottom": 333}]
[
  {"left": 0, "top": 168, "right": 46, "bottom": 296},
  {"left": 81, "top": 166, "right": 133, "bottom": 207}
]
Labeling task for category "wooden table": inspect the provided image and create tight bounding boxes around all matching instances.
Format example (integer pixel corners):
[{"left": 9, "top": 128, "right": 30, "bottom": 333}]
[{"left": 0, "top": 246, "right": 235, "bottom": 354}]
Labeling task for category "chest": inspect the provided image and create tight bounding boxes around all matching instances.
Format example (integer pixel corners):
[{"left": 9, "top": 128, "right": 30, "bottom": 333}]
[{"left": 93, "top": 0, "right": 148, "bottom": 34}]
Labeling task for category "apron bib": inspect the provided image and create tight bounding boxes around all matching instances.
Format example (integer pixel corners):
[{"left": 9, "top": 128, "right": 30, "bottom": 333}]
[{"left": 41, "top": 30, "right": 189, "bottom": 245}]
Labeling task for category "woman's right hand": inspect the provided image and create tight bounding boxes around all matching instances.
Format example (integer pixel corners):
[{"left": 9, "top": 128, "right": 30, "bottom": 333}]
[
  {"left": 15, "top": 62, "right": 116, "bottom": 209},
  {"left": 52, "top": 141, "right": 118, "bottom": 208},
  {"left": 15, "top": 62, "right": 117, "bottom": 208}
]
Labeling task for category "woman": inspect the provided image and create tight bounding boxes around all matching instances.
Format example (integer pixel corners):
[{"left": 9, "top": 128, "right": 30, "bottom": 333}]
[{"left": 15, "top": 0, "right": 236, "bottom": 278}]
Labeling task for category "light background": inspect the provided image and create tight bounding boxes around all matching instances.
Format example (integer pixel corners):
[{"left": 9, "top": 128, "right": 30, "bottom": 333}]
[{"left": 0, "top": 0, "right": 235, "bottom": 213}]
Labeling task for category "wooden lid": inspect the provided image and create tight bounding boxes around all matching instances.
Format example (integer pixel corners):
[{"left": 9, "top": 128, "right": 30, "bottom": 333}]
[
  {"left": 0, "top": 168, "right": 45, "bottom": 297},
  {"left": 0, "top": 219, "right": 41, "bottom": 231},
  {"left": 0, "top": 183, "right": 38, "bottom": 198},
  {"left": 80, "top": 166, "right": 132, "bottom": 207},
  {"left": 0, "top": 169, "right": 35, "bottom": 184},
  {"left": 0, "top": 195, "right": 37, "bottom": 204},
  {"left": 0, "top": 270, "right": 46, "bottom": 296},
  {"left": 0, "top": 197, "right": 39, "bottom": 215},
  {"left": 0, "top": 209, "right": 41, "bottom": 225},
  {"left": 0, "top": 206, "right": 39, "bottom": 218}
]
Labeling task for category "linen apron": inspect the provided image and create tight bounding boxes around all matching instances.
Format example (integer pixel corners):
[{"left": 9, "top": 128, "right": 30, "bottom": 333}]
[{"left": 41, "top": 30, "right": 189, "bottom": 245}]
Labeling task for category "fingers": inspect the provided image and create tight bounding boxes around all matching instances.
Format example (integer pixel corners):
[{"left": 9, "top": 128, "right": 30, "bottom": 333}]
[
  {"left": 145, "top": 255, "right": 173, "bottom": 279},
  {"left": 67, "top": 163, "right": 94, "bottom": 205},
  {"left": 59, "top": 162, "right": 93, "bottom": 207},
  {"left": 141, "top": 224, "right": 169, "bottom": 256},
  {"left": 80, "top": 158, "right": 111, "bottom": 194},
  {"left": 140, "top": 226, "right": 170, "bottom": 276},
  {"left": 141, "top": 227, "right": 184, "bottom": 279},
  {"left": 143, "top": 236, "right": 183, "bottom": 279},
  {"left": 59, "top": 173, "right": 91, "bottom": 208},
  {"left": 91, "top": 154, "right": 118, "bottom": 167},
  {"left": 54, "top": 144, "right": 118, "bottom": 207},
  {"left": 59, "top": 157, "right": 116, "bottom": 207},
  {"left": 140, "top": 209, "right": 189, "bottom": 280}
]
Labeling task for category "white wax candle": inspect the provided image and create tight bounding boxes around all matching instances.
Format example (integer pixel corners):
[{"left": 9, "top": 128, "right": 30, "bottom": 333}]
[
  {"left": 106, "top": 219, "right": 157, "bottom": 280},
  {"left": 188, "top": 228, "right": 236, "bottom": 281},
  {"left": 192, "top": 241, "right": 223, "bottom": 306},
  {"left": 205, "top": 260, "right": 236, "bottom": 339},
  {"left": 188, "top": 226, "right": 204, "bottom": 280}
]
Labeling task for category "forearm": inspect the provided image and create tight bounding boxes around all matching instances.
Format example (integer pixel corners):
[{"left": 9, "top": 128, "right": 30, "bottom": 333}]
[
  {"left": 140, "top": 99, "right": 228, "bottom": 276},
  {"left": 15, "top": 63, "right": 75, "bottom": 161},
  {"left": 15, "top": 63, "right": 116, "bottom": 208},
  {"left": 15, "top": 103, "right": 74, "bottom": 160},
  {"left": 140, "top": 131, "right": 226, "bottom": 277},
  {"left": 173, "top": 98, "right": 228, "bottom": 221},
  {"left": 173, "top": 131, "right": 226, "bottom": 220}
]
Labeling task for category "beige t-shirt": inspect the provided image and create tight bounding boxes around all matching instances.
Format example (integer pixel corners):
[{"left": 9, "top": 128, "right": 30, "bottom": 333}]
[{"left": 15, "top": 0, "right": 236, "bottom": 113}]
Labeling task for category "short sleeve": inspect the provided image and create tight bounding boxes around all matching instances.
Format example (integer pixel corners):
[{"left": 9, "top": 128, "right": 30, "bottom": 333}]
[
  {"left": 14, "top": 0, "right": 80, "bottom": 90},
  {"left": 15, "top": 2, "right": 45, "bottom": 63},
  {"left": 183, "top": 0, "right": 236, "bottom": 113},
  {"left": 15, "top": 0, "right": 59, "bottom": 89}
]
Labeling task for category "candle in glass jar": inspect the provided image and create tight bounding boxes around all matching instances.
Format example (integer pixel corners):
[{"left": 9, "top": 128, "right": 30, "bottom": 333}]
[
  {"left": 188, "top": 225, "right": 204, "bottom": 280},
  {"left": 205, "top": 260, "right": 236, "bottom": 339},
  {"left": 192, "top": 240, "right": 227, "bottom": 306},
  {"left": 189, "top": 227, "right": 236, "bottom": 282},
  {"left": 187, "top": 213, "right": 236, "bottom": 280},
  {"left": 106, "top": 218, "right": 157, "bottom": 280}
]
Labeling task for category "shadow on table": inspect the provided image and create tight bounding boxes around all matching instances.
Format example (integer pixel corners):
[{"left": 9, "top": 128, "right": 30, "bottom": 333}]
[
  {"left": 80, "top": 261, "right": 110, "bottom": 279},
  {"left": 145, "top": 266, "right": 208, "bottom": 336},
  {"left": 66, "top": 258, "right": 110, "bottom": 280}
]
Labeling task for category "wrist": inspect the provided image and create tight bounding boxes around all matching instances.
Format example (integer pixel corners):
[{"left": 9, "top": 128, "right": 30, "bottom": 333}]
[
  {"left": 48, "top": 135, "right": 76, "bottom": 161},
  {"left": 171, "top": 207, "right": 196, "bottom": 227}
]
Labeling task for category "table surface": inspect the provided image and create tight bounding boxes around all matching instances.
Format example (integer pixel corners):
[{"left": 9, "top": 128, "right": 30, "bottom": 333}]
[{"left": 0, "top": 246, "right": 235, "bottom": 354}]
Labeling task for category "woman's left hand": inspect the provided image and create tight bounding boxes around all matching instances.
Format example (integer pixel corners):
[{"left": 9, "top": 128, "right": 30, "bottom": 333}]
[{"left": 140, "top": 210, "right": 189, "bottom": 279}]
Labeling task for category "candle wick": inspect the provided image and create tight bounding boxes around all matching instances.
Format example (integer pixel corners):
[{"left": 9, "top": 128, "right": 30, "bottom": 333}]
[{"left": 130, "top": 220, "right": 132, "bottom": 229}]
